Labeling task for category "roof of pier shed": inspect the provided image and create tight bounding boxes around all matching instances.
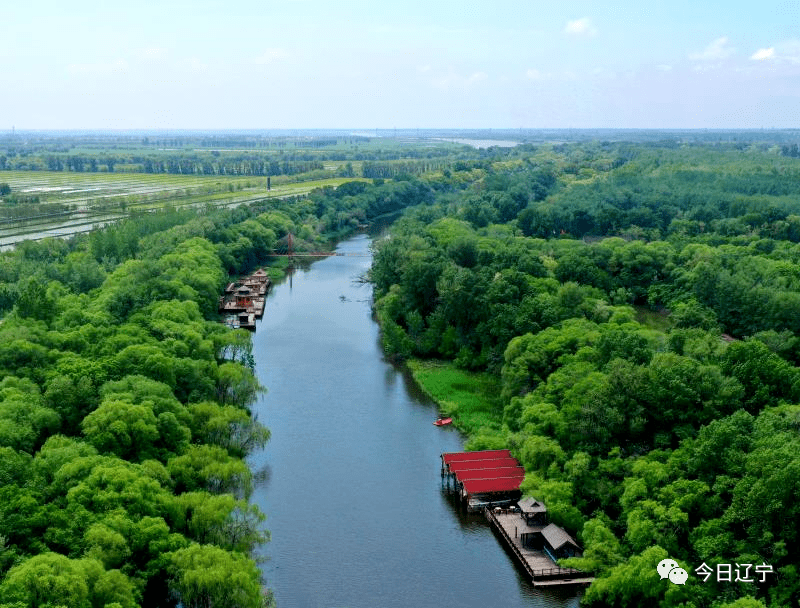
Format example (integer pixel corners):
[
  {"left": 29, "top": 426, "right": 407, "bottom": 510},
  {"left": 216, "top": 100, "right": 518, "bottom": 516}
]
[
  {"left": 454, "top": 466, "right": 525, "bottom": 481},
  {"left": 460, "top": 476, "right": 524, "bottom": 495},
  {"left": 518, "top": 497, "right": 547, "bottom": 514},
  {"left": 447, "top": 458, "right": 520, "bottom": 473},
  {"left": 441, "top": 449, "right": 512, "bottom": 465},
  {"left": 541, "top": 524, "right": 581, "bottom": 552}
]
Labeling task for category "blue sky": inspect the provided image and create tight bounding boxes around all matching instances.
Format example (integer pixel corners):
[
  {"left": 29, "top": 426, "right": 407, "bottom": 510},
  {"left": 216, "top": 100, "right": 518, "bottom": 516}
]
[{"left": 4, "top": 0, "right": 799, "bottom": 129}]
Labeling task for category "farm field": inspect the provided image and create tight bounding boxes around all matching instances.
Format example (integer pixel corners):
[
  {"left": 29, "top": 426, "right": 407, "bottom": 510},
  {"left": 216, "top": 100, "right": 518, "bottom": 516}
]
[
  {"left": 0, "top": 171, "right": 371, "bottom": 248},
  {"left": 3, "top": 171, "right": 274, "bottom": 208}
]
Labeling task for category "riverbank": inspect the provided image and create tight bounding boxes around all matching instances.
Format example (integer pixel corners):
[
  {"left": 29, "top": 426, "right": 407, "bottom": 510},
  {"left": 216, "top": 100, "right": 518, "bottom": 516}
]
[
  {"left": 405, "top": 359, "right": 507, "bottom": 449},
  {"left": 248, "top": 234, "right": 580, "bottom": 608}
]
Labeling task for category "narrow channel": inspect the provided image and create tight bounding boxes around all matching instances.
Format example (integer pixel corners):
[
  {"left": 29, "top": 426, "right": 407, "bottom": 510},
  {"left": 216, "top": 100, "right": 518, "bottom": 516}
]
[{"left": 248, "top": 233, "right": 582, "bottom": 608}]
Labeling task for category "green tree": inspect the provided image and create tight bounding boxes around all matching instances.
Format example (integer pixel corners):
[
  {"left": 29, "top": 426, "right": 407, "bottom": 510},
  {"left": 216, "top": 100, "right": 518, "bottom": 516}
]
[
  {"left": 167, "top": 544, "right": 264, "bottom": 608},
  {"left": 215, "top": 363, "right": 262, "bottom": 409}
]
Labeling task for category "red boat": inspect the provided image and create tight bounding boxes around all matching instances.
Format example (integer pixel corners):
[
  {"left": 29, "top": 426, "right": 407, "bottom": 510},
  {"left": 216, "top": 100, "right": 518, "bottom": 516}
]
[{"left": 433, "top": 417, "right": 453, "bottom": 426}]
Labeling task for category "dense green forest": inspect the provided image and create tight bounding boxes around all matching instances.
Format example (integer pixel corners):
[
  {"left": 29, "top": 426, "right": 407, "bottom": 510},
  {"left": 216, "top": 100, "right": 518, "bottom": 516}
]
[
  {"left": 0, "top": 167, "right": 433, "bottom": 607},
  {"left": 369, "top": 141, "right": 800, "bottom": 607},
  {"left": 2, "top": 133, "right": 800, "bottom": 607}
]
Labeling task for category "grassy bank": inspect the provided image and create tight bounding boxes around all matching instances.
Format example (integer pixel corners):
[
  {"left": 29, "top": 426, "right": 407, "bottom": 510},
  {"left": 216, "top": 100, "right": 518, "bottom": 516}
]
[{"left": 406, "top": 359, "right": 507, "bottom": 449}]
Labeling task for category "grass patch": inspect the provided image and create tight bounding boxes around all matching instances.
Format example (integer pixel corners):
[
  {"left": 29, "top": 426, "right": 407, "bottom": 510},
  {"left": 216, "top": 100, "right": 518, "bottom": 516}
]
[
  {"left": 634, "top": 305, "right": 673, "bottom": 332},
  {"left": 406, "top": 359, "right": 505, "bottom": 437}
]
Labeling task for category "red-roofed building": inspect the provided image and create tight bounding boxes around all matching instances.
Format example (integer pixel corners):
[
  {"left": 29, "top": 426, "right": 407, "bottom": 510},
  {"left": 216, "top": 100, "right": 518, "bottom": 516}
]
[
  {"left": 441, "top": 450, "right": 524, "bottom": 511},
  {"left": 441, "top": 449, "right": 512, "bottom": 465},
  {"left": 454, "top": 466, "right": 525, "bottom": 481},
  {"left": 447, "top": 458, "right": 520, "bottom": 473}
]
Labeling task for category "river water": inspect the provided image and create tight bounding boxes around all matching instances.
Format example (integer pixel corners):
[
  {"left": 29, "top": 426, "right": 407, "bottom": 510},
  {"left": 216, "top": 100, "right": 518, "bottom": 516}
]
[{"left": 248, "top": 234, "right": 581, "bottom": 608}]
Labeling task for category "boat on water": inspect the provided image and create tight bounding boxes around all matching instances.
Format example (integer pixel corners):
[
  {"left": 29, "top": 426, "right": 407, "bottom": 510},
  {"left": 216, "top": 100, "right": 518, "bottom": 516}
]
[{"left": 434, "top": 417, "right": 453, "bottom": 426}]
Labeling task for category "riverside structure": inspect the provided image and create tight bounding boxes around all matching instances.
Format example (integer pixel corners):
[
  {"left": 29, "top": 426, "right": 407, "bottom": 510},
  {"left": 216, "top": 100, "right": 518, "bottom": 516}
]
[
  {"left": 219, "top": 268, "right": 271, "bottom": 330},
  {"left": 441, "top": 449, "right": 594, "bottom": 588}
]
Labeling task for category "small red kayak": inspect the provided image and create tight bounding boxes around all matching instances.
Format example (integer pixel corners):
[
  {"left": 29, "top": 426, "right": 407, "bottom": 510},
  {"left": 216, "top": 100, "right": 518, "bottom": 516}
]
[{"left": 433, "top": 417, "right": 453, "bottom": 426}]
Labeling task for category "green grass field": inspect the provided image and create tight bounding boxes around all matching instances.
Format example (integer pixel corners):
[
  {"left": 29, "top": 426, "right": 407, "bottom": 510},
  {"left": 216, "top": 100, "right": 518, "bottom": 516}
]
[{"left": 406, "top": 359, "right": 505, "bottom": 437}]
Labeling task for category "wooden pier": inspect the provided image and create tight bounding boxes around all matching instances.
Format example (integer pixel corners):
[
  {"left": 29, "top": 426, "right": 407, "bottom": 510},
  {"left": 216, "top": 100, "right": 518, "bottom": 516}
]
[
  {"left": 485, "top": 508, "right": 594, "bottom": 588},
  {"left": 440, "top": 450, "right": 592, "bottom": 588},
  {"left": 219, "top": 268, "right": 271, "bottom": 331}
]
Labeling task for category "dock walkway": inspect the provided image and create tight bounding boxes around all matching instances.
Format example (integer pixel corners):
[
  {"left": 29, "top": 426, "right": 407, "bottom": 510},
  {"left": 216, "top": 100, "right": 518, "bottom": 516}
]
[
  {"left": 485, "top": 509, "right": 594, "bottom": 588},
  {"left": 219, "top": 268, "right": 271, "bottom": 331}
]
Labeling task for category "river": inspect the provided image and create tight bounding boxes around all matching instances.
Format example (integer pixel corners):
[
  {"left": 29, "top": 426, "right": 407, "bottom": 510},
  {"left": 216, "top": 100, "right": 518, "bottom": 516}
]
[{"left": 248, "top": 233, "right": 582, "bottom": 608}]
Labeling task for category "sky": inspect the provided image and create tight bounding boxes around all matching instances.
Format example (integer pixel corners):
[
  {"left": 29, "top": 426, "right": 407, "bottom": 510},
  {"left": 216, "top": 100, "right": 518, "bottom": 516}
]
[{"left": 3, "top": 0, "right": 799, "bottom": 129}]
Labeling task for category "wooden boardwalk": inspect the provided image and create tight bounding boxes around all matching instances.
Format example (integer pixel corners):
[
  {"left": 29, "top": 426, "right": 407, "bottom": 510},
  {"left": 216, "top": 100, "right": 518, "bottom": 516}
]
[
  {"left": 218, "top": 268, "right": 271, "bottom": 330},
  {"left": 485, "top": 509, "right": 594, "bottom": 588}
]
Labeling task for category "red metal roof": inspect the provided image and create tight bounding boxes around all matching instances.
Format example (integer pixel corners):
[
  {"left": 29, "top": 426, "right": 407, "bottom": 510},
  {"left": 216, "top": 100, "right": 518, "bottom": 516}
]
[
  {"left": 441, "top": 449, "right": 511, "bottom": 465},
  {"left": 447, "top": 457, "right": 520, "bottom": 472},
  {"left": 454, "top": 466, "right": 525, "bottom": 481},
  {"left": 461, "top": 476, "right": 523, "bottom": 495}
]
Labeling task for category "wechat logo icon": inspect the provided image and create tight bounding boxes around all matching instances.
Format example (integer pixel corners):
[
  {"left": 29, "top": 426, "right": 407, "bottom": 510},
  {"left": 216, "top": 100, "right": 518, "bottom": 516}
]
[{"left": 658, "top": 558, "right": 688, "bottom": 585}]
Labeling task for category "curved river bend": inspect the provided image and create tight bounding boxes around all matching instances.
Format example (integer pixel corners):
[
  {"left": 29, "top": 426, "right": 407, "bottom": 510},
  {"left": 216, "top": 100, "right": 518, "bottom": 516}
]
[{"left": 248, "top": 234, "right": 582, "bottom": 608}]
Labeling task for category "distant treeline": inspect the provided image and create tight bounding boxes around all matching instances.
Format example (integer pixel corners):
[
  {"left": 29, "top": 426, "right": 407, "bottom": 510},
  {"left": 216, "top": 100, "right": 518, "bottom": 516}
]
[
  {"left": 0, "top": 154, "right": 326, "bottom": 177},
  {"left": 0, "top": 154, "right": 456, "bottom": 180}
]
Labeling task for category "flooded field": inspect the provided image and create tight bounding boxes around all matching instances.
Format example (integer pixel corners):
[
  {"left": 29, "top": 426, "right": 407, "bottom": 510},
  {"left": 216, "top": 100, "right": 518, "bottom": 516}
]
[{"left": 0, "top": 172, "right": 370, "bottom": 249}]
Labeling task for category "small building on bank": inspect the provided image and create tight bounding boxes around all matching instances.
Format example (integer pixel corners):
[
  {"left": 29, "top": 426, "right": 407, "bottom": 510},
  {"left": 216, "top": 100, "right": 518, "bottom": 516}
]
[
  {"left": 518, "top": 497, "right": 547, "bottom": 526},
  {"left": 520, "top": 522, "right": 582, "bottom": 560},
  {"left": 541, "top": 523, "right": 582, "bottom": 560}
]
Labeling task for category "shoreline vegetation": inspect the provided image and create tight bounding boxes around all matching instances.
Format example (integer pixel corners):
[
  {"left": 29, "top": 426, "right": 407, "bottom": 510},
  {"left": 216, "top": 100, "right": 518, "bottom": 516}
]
[{"left": 406, "top": 359, "right": 504, "bottom": 446}]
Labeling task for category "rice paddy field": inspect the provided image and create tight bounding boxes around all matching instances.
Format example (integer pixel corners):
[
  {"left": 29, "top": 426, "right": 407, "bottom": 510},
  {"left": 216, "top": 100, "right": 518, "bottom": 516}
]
[{"left": 0, "top": 171, "right": 369, "bottom": 249}]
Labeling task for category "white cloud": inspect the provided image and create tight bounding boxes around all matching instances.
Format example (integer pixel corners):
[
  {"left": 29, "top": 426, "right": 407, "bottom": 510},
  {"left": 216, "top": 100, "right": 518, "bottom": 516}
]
[
  {"left": 750, "top": 40, "right": 800, "bottom": 64},
  {"left": 254, "top": 48, "right": 289, "bottom": 65},
  {"left": 565, "top": 17, "right": 597, "bottom": 37},
  {"left": 465, "top": 71, "right": 488, "bottom": 84},
  {"left": 689, "top": 37, "right": 735, "bottom": 61},
  {"left": 750, "top": 47, "right": 775, "bottom": 61}
]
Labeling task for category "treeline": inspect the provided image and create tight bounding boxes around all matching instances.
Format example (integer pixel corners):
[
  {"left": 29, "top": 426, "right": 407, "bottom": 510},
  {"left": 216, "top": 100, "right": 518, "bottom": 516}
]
[
  {"left": 516, "top": 147, "right": 800, "bottom": 240},
  {"left": 17, "top": 154, "right": 325, "bottom": 177},
  {"left": 304, "top": 179, "right": 435, "bottom": 235},
  {"left": 361, "top": 159, "right": 450, "bottom": 179},
  {"left": 0, "top": 140, "right": 462, "bottom": 176},
  {"left": 371, "top": 142, "right": 800, "bottom": 607},
  {"left": 780, "top": 143, "right": 800, "bottom": 157},
  {"left": 138, "top": 157, "right": 324, "bottom": 177}
]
